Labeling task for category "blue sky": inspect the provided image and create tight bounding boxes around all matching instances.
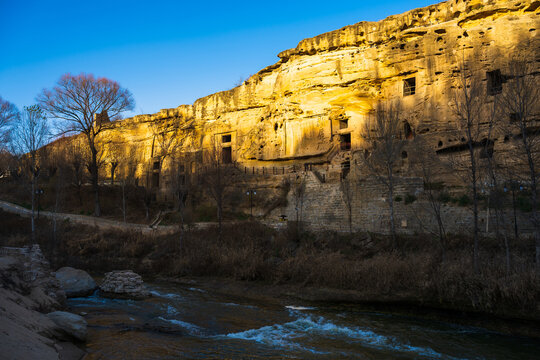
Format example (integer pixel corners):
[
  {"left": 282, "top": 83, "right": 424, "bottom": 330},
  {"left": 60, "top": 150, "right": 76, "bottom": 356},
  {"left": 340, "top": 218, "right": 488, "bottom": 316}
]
[{"left": 0, "top": 0, "right": 437, "bottom": 117}]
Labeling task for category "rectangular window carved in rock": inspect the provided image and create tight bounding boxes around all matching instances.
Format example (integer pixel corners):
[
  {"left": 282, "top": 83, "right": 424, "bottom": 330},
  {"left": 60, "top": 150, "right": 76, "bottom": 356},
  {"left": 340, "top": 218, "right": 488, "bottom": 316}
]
[
  {"left": 222, "top": 134, "right": 232, "bottom": 143},
  {"left": 487, "top": 70, "right": 503, "bottom": 95},
  {"left": 339, "top": 119, "right": 348, "bottom": 130},
  {"left": 403, "top": 77, "right": 416, "bottom": 96},
  {"left": 222, "top": 146, "right": 232, "bottom": 164},
  {"left": 153, "top": 161, "right": 160, "bottom": 170},
  {"left": 340, "top": 133, "right": 351, "bottom": 151}
]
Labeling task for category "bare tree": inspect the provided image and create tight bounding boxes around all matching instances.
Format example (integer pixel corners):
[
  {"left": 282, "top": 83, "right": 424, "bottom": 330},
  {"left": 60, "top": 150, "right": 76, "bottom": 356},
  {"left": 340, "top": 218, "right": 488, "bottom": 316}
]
[
  {"left": 10, "top": 105, "right": 49, "bottom": 241},
  {"left": 360, "top": 100, "right": 405, "bottom": 248},
  {"left": 0, "top": 97, "right": 19, "bottom": 178},
  {"left": 0, "top": 97, "right": 18, "bottom": 149},
  {"left": 449, "top": 59, "right": 486, "bottom": 274},
  {"left": 65, "top": 138, "right": 87, "bottom": 206},
  {"left": 170, "top": 158, "right": 192, "bottom": 248},
  {"left": 116, "top": 147, "right": 140, "bottom": 223},
  {"left": 412, "top": 136, "right": 447, "bottom": 260},
  {"left": 150, "top": 120, "right": 184, "bottom": 169},
  {"left": 38, "top": 73, "right": 134, "bottom": 216},
  {"left": 288, "top": 172, "right": 307, "bottom": 236},
  {"left": 51, "top": 156, "right": 68, "bottom": 245},
  {"left": 200, "top": 138, "right": 238, "bottom": 240},
  {"left": 497, "top": 56, "right": 540, "bottom": 270},
  {"left": 106, "top": 141, "right": 123, "bottom": 186}
]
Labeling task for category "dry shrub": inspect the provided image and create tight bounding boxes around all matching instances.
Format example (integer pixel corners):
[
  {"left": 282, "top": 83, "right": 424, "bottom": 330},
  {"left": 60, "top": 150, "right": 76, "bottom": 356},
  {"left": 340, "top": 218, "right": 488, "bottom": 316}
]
[{"left": 1, "top": 208, "right": 539, "bottom": 318}]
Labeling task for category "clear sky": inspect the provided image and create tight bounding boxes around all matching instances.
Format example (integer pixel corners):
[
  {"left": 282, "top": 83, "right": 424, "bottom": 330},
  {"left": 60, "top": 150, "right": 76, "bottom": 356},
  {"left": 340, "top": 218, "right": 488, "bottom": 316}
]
[{"left": 0, "top": 0, "right": 437, "bottom": 117}]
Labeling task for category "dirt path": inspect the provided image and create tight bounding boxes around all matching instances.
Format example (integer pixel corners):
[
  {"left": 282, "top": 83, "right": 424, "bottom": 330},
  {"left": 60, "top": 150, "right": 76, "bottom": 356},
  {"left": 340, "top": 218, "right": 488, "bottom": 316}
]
[{"left": 0, "top": 200, "right": 178, "bottom": 234}]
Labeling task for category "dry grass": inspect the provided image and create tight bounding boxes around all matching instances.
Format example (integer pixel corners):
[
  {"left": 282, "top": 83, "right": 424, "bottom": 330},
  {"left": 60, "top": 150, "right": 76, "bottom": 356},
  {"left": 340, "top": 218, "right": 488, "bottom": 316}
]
[{"left": 0, "top": 210, "right": 538, "bottom": 319}]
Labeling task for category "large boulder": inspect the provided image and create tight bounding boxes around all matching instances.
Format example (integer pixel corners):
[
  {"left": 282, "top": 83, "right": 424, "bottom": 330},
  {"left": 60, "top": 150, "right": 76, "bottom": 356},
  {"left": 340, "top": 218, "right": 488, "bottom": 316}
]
[
  {"left": 99, "top": 270, "right": 150, "bottom": 299},
  {"left": 55, "top": 267, "right": 97, "bottom": 298},
  {"left": 46, "top": 311, "right": 87, "bottom": 342}
]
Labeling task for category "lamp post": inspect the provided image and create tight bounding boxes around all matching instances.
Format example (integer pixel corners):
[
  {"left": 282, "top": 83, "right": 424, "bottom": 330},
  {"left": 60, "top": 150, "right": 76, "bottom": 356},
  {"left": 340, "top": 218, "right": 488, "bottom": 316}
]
[
  {"left": 246, "top": 189, "right": 256, "bottom": 217},
  {"left": 36, "top": 188, "right": 44, "bottom": 219}
]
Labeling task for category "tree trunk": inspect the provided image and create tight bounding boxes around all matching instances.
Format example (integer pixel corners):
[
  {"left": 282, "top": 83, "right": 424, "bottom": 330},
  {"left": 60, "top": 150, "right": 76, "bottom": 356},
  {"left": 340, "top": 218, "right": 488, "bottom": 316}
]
[
  {"left": 122, "top": 180, "right": 126, "bottom": 223},
  {"left": 467, "top": 134, "right": 479, "bottom": 274},
  {"left": 217, "top": 198, "right": 222, "bottom": 242},
  {"left": 387, "top": 165, "right": 397, "bottom": 249},
  {"left": 522, "top": 130, "right": 539, "bottom": 272},
  {"left": 348, "top": 206, "right": 352, "bottom": 234},
  {"left": 436, "top": 204, "right": 446, "bottom": 259},
  {"left": 31, "top": 175, "right": 36, "bottom": 242},
  {"left": 471, "top": 162, "right": 479, "bottom": 274},
  {"left": 91, "top": 148, "right": 101, "bottom": 217}
]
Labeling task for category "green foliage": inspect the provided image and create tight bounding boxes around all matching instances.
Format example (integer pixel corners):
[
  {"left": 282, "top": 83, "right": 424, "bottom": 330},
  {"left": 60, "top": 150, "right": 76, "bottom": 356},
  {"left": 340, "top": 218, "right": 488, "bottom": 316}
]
[{"left": 404, "top": 194, "right": 417, "bottom": 205}]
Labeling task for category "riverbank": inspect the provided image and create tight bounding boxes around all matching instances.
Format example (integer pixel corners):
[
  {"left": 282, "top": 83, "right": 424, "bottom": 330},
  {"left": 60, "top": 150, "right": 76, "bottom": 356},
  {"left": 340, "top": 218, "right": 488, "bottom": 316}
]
[
  {"left": 1, "top": 209, "right": 539, "bottom": 340},
  {"left": 0, "top": 245, "right": 86, "bottom": 359}
]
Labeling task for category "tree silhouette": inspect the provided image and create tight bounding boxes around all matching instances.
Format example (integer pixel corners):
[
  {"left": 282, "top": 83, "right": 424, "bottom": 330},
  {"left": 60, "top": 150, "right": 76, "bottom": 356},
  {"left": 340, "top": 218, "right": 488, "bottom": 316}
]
[
  {"left": 10, "top": 105, "right": 49, "bottom": 241},
  {"left": 38, "top": 73, "right": 134, "bottom": 216}
]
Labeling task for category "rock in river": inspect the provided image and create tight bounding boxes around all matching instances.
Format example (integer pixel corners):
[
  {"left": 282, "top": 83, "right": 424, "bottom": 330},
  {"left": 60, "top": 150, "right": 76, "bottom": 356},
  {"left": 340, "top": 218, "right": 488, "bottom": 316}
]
[
  {"left": 99, "top": 270, "right": 150, "bottom": 299},
  {"left": 55, "top": 267, "right": 97, "bottom": 298},
  {"left": 47, "top": 311, "right": 87, "bottom": 342}
]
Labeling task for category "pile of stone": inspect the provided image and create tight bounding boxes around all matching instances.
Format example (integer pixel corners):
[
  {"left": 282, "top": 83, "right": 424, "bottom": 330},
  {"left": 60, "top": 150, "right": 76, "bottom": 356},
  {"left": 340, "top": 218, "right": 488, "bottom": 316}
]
[{"left": 99, "top": 270, "right": 150, "bottom": 299}]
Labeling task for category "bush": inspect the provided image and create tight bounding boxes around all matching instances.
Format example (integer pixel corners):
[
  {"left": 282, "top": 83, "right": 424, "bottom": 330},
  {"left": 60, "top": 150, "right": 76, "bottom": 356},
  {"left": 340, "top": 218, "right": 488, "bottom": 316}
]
[
  {"left": 457, "top": 194, "right": 471, "bottom": 206},
  {"left": 438, "top": 192, "right": 452, "bottom": 203},
  {"left": 1, "top": 209, "right": 539, "bottom": 320},
  {"left": 404, "top": 194, "right": 417, "bottom": 205}
]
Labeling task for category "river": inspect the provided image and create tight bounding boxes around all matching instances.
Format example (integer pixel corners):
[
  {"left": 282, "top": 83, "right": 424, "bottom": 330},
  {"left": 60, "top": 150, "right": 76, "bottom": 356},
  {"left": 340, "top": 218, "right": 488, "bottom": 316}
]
[{"left": 67, "top": 281, "right": 540, "bottom": 359}]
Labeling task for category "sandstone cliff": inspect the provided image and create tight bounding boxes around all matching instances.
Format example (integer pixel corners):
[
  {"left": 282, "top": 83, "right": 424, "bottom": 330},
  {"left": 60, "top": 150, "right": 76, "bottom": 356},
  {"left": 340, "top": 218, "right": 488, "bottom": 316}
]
[
  {"left": 98, "top": 0, "right": 538, "bottom": 170},
  {"left": 64, "top": 0, "right": 539, "bottom": 232}
]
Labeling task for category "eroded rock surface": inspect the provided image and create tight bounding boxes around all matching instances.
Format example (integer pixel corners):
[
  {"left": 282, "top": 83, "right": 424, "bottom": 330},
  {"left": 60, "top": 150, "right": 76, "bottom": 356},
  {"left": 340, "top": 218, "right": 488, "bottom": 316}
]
[
  {"left": 0, "top": 245, "right": 85, "bottom": 359},
  {"left": 100, "top": 270, "right": 150, "bottom": 299},
  {"left": 55, "top": 267, "right": 97, "bottom": 298}
]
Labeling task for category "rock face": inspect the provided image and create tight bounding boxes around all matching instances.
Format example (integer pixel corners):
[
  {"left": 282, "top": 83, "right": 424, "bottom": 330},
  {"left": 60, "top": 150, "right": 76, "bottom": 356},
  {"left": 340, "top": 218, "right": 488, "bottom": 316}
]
[
  {"left": 55, "top": 267, "right": 97, "bottom": 298},
  {"left": 46, "top": 311, "right": 87, "bottom": 342},
  {"left": 0, "top": 246, "right": 85, "bottom": 359},
  {"left": 100, "top": 270, "right": 150, "bottom": 299},
  {"left": 53, "top": 0, "right": 539, "bottom": 233},
  {"left": 0, "top": 245, "right": 66, "bottom": 311}
]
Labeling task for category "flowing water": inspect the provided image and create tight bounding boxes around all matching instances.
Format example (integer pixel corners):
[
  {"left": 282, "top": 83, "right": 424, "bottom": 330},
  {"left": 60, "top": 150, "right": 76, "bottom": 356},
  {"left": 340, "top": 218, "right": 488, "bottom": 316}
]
[{"left": 68, "top": 282, "right": 540, "bottom": 359}]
